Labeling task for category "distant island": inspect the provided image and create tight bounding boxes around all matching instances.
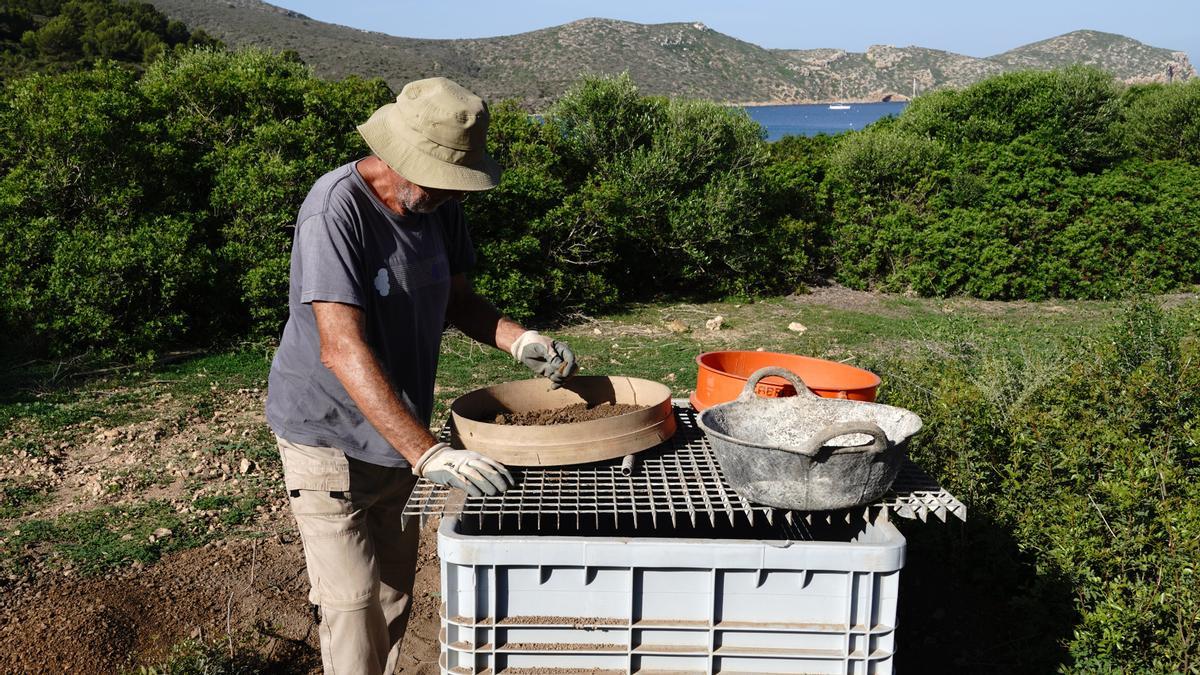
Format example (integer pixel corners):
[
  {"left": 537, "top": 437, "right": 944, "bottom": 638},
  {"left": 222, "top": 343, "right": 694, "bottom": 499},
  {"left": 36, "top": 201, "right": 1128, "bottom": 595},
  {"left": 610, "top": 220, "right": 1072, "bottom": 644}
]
[{"left": 147, "top": 1, "right": 1196, "bottom": 108}]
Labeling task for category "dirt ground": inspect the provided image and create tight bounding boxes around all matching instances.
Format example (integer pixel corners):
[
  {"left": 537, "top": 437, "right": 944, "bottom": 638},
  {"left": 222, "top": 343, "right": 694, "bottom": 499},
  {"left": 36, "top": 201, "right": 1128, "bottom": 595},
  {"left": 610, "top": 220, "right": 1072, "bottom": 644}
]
[
  {"left": 0, "top": 519, "right": 444, "bottom": 673},
  {"left": 0, "top": 382, "right": 445, "bottom": 673}
]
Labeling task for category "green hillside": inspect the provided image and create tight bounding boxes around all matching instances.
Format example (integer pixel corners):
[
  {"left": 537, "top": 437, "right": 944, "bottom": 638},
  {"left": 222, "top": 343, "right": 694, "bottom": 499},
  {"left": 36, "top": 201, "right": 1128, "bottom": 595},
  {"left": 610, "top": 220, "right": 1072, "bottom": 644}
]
[{"left": 144, "top": 0, "right": 1195, "bottom": 105}]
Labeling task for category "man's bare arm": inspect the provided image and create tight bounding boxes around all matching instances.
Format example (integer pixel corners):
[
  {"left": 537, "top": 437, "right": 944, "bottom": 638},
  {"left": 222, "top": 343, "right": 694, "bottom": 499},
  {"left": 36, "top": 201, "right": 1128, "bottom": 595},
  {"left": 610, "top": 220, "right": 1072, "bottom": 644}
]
[
  {"left": 313, "top": 300, "right": 436, "bottom": 465},
  {"left": 444, "top": 273, "right": 525, "bottom": 353}
]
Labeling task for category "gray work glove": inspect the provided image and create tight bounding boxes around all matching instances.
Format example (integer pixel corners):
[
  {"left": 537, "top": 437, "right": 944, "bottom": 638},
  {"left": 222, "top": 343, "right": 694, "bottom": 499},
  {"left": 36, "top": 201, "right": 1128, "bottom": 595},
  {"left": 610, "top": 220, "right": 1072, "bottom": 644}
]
[
  {"left": 510, "top": 330, "right": 578, "bottom": 389},
  {"left": 413, "top": 442, "right": 514, "bottom": 497}
]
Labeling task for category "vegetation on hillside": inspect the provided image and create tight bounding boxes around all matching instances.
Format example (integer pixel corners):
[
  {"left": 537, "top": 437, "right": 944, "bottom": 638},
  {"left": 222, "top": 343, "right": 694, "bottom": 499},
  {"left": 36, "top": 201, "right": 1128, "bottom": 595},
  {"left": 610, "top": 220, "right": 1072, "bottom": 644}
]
[
  {"left": 144, "top": 0, "right": 1195, "bottom": 107},
  {"left": 0, "top": 0, "right": 219, "bottom": 80}
]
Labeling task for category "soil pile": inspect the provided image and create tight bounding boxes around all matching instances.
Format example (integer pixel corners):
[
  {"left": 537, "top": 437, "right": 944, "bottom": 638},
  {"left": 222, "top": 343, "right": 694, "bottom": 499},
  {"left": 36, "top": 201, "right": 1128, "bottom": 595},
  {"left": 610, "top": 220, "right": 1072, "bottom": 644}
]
[{"left": 493, "top": 403, "right": 647, "bottom": 426}]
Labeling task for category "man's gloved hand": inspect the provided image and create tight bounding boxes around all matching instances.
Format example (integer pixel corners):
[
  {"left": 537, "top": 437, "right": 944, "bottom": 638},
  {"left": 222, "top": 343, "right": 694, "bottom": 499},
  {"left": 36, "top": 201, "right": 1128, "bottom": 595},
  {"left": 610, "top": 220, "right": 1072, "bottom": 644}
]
[
  {"left": 413, "top": 442, "right": 514, "bottom": 496},
  {"left": 510, "top": 330, "right": 578, "bottom": 389}
]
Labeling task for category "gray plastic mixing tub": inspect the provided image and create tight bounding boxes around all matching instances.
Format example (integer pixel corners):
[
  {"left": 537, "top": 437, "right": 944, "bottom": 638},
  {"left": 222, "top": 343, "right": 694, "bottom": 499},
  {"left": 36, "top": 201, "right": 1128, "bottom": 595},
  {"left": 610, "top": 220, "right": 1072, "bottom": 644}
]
[{"left": 698, "top": 366, "right": 923, "bottom": 511}]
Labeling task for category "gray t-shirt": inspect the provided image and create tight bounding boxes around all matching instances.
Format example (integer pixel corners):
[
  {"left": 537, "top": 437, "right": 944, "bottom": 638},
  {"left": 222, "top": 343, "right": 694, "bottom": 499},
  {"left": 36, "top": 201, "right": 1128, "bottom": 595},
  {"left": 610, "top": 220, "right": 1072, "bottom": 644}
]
[{"left": 265, "top": 161, "right": 476, "bottom": 467}]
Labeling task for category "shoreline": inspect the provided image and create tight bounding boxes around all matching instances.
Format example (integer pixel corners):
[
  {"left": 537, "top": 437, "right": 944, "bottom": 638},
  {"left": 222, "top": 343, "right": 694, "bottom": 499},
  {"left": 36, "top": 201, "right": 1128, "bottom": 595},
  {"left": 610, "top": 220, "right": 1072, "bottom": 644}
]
[{"left": 732, "top": 97, "right": 911, "bottom": 107}]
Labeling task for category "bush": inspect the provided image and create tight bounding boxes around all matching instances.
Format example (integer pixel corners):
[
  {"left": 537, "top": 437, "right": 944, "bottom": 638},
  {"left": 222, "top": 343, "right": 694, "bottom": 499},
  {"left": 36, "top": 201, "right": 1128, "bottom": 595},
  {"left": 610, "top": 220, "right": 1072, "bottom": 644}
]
[
  {"left": 0, "top": 0, "right": 219, "bottom": 80},
  {"left": 466, "top": 75, "right": 810, "bottom": 321},
  {"left": 1118, "top": 79, "right": 1200, "bottom": 164},
  {"left": 896, "top": 67, "right": 1122, "bottom": 172},
  {"left": 823, "top": 69, "right": 1200, "bottom": 300},
  {"left": 0, "top": 64, "right": 210, "bottom": 354},
  {"left": 874, "top": 301, "right": 1200, "bottom": 672},
  {"left": 0, "top": 49, "right": 390, "bottom": 355},
  {"left": 5, "top": 60, "right": 1200, "bottom": 354}
]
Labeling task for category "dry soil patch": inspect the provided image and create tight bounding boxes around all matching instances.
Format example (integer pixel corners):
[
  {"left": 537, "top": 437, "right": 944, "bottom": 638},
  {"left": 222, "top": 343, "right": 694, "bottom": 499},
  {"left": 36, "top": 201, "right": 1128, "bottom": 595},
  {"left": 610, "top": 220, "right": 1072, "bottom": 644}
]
[{"left": 0, "top": 520, "right": 445, "bottom": 673}]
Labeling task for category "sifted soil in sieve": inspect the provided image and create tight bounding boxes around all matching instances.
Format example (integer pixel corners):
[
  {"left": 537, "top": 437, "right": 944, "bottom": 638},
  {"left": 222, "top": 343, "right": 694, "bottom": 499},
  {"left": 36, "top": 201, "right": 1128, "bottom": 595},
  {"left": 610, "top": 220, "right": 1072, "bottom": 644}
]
[{"left": 492, "top": 402, "right": 647, "bottom": 426}]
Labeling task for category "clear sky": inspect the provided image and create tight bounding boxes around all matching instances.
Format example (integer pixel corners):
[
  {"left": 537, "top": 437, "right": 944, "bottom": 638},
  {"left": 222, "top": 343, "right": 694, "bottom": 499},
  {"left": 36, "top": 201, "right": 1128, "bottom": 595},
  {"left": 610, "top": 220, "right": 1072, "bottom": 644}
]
[{"left": 267, "top": 0, "right": 1197, "bottom": 62}]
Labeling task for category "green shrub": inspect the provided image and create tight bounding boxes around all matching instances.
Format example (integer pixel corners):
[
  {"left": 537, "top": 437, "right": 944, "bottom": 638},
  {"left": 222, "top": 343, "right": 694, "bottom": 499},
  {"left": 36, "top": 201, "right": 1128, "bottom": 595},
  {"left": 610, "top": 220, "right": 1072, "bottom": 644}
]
[
  {"left": 544, "top": 72, "right": 663, "bottom": 180},
  {"left": 42, "top": 215, "right": 213, "bottom": 355},
  {"left": 467, "top": 75, "right": 810, "bottom": 320},
  {"left": 1118, "top": 79, "right": 1200, "bottom": 164},
  {"left": 875, "top": 301, "right": 1200, "bottom": 671},
  {"left": 465, "top": 100, "right": 570, "bottom": 320},
  {"left": 0, "top": 49, "right": 390, "bottom": 355},
  {"left": 896, "top": 67, "right": 1122, "bottom": 172},
  {"left": 142, "top": 50, "right": 390, "bottom": 338},
  {"left": 0, "top": 0, "right": 219, "bottom": 80},
  {"left": 824, "top": 68, "right": 1200, "bottom": 300},
  {"left": 0, "top": 64, "right": 211, "bottom": 354},
  {"left": 5, "top": 59, "right": 1200, "bottom": 355}
]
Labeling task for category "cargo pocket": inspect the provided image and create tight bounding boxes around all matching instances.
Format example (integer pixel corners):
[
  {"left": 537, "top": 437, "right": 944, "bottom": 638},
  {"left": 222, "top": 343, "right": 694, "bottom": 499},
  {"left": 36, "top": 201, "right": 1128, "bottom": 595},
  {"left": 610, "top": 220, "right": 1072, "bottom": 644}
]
[
  {"left": 276, "top": 437, "right": 374, "bottom": 608},
  {"left": 277, "top": 437, "right": 353, "bottom": 516}
]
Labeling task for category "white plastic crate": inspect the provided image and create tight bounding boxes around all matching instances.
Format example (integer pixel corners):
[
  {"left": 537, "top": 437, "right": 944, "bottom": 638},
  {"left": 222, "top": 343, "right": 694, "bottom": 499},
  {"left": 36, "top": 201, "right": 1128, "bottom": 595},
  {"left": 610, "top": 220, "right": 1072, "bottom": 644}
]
[{"left": 438, "top": 515, "right": 906, "bottom": 675}]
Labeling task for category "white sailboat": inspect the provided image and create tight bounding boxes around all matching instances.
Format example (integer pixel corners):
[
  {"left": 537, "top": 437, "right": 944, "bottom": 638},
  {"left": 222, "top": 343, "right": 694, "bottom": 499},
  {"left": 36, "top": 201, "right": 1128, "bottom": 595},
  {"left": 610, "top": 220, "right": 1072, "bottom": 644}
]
[{"left": 828, "top": 104, "right": 851, "bottom": 110}]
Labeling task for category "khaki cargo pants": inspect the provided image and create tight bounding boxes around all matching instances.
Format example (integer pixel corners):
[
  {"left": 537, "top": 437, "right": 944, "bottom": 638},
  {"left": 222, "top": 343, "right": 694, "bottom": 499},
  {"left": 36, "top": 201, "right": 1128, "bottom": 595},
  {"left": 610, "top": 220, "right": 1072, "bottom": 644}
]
[{"left": 277, "top": 436, "right": 419, "bottom": 675}]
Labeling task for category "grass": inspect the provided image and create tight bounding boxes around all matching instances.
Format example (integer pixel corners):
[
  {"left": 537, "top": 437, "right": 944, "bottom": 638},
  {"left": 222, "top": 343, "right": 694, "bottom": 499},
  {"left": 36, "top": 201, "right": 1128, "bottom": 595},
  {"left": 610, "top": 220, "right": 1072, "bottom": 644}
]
[
  {"left": 126, "top": 623, "right": 321, "bottom": 675},
  {"left": 1, "top": 501, "right": 204, "bottom": 577},
  {"left": 0, "top": 479, "right": 51, "bottom": 519},
  {"left": 0, "top": 292, "right": 1116, "bottom": 441},
  {"left": 0, "top": 347, "right": 274, "bottom": 454},
  {"left": 205, "top": 432, "right": 281, "bottom": 467},
  {"left": 192, "top": 493, "right": 263, "bottom": 527}
]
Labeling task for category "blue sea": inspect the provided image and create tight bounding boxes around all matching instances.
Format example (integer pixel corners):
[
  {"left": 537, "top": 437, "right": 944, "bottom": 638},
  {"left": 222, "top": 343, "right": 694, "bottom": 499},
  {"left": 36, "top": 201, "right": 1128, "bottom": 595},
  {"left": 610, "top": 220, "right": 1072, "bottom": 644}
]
[{"left": 742, "top": 102, "right": 908, "bottom": 140}]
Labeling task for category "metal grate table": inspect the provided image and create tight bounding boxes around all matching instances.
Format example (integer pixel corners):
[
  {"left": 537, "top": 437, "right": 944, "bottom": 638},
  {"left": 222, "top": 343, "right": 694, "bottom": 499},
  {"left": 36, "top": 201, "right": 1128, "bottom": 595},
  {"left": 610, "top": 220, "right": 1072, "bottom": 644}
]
[{"left": 402, "top": 401, "right": 965, "bottom": 531}]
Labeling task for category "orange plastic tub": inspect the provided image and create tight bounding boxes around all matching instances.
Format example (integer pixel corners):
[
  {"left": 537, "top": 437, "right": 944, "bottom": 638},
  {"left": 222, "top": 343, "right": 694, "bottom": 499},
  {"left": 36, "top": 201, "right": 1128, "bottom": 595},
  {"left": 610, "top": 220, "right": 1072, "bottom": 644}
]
[{"left": 690, "top": 351, "right": 881, "bottom": 411}]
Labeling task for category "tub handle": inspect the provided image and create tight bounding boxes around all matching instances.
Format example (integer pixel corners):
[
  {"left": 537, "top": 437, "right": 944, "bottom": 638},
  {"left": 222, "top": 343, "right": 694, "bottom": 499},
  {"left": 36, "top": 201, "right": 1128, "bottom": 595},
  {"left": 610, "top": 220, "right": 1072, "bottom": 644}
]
[
  {"left": 791, "top": 421, "right": 889, "bottom": 457},
  {"left": 740, "top": 366, "right": 818, "bottom": 399}
]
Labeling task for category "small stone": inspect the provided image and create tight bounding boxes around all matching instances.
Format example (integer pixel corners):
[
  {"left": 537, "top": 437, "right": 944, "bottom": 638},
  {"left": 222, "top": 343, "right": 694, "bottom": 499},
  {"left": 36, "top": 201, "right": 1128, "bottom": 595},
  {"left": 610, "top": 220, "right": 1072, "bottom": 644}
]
[
  {"left": 705, "top": 315, "right": 724, "bottom": 331},
  {"left": 120, "top": 533, "right": 133, "bottom": 541},
  {"left": 787, "top": 322, "right": 808, "bottom": 334},
  {"left": 663, "top": 373, "right": 677, "bottom": 382},
  {"left": 665, "top": 319, "right": 689, "bottom": 333},
  {"left": 153, "top": 527, "right": 173, "bottom": 539},
  {"left": 239, "top": 458, "right": 253, "bottom": 475},
  {"left": 592, "top": 327, "right": 602, "bottom": 335}
]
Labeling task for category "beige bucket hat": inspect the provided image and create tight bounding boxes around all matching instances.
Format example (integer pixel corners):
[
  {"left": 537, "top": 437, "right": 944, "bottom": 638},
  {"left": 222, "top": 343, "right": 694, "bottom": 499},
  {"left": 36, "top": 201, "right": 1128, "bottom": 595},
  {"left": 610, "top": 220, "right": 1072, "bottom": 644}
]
[{"left": 357, "top": 77, "right": 500, "bottom": 191}]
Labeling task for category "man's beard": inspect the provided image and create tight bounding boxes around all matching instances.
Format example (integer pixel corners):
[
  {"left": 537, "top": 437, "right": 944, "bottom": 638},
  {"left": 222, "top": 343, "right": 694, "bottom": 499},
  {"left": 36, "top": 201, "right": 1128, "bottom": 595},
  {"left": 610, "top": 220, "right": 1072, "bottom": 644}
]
[{"left": 396, "top": 183, "right": 444, "bottom": 214}]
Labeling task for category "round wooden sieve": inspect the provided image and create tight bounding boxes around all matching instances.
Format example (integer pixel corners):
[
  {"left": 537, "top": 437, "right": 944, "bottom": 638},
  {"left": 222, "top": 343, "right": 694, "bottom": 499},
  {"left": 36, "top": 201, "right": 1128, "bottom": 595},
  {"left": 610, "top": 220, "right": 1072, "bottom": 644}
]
[{"left": 450, "top": 375, "right": 676, "bottom": 466}]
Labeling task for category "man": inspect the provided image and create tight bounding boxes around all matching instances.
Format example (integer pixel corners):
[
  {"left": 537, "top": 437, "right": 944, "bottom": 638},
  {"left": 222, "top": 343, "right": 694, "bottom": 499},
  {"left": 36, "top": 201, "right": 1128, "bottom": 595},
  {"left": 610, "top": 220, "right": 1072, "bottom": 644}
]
[{"left": 265, "top": 77, "right": 578, "bottom": 675}]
